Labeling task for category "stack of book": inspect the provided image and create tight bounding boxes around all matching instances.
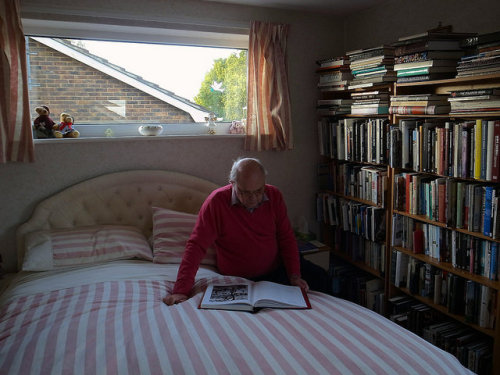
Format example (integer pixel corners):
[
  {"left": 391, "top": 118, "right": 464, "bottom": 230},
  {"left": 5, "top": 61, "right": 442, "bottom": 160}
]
[
  {"left": 316, "top": 56, "right": 352, "bottom": 92},
  {"left": 346, "top": 45, "right": 396, "bottom": 89},
  {"left": 316, "top": 98, "right": 352, "bottom": 116},
  {"left": 389, "top": 93, "right": 450, "bottom": 115},
  {"left": 392, "top": 26, "right": 472, "bottom": 83},
  {"left": 457, "top": 31, "right": 500, "bottom": 78},
  {"left": 448, "top": 88, "right": 500, "bottom": 115},
  {"left": 350, "top": 89, "right": 390, "bottom": 115}
]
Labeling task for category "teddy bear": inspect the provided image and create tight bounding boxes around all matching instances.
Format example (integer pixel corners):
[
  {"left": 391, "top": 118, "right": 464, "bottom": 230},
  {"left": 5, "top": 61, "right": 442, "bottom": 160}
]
[
  {"left": 229, "top": 120, "right": 246, "bottom": 134},
  {"left": 53, "top": 113, "right": 80, "bottom": 138},
  {"left": 33, "top": 105, "right": 56, "bottom": 138}
]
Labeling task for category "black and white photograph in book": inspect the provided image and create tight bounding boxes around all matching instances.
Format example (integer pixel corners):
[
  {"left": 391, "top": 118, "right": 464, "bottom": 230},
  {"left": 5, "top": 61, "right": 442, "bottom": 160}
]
[{"left": 208, "top": 284, "right": 249, "bottom": 302}]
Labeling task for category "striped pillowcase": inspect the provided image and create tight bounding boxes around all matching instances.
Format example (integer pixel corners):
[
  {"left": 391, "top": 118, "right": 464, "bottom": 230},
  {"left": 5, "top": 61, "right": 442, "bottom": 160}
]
[
  {"left": 22, "top": 225, "right": 153, "bottom": 271},
  {"left": 151, "top": 207, "right": 216, "bottom": 265}
]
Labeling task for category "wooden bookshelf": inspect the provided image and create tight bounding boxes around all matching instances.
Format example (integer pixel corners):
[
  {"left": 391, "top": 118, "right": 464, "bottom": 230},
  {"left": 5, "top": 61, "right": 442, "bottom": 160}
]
[
  {"left": 327, "top": 190, "right": 385, "bottom": 208},
  {"left": 393, "top": 246, "right": 500, "bottom": 290},
  {"left": 391, "top": 72, "right": 500, "bottom": 374},
  {"left": 397, "top": 286, "right": 496, "bottom": 337},
  {"left": 394, "top": 209, "right": 500, "bottom": 243},
  {"left": 317, "top": 66, "right": 500, "bottom": 374},
  {"left": 316, "top": 68, "right": 393, "bottom": 314}
]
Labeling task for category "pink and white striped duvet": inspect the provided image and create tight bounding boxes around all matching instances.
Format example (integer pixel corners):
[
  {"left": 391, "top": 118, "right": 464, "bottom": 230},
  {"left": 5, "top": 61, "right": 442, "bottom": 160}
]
[{"left": 0, "top": 261, "right": 473, "bottom": 375}]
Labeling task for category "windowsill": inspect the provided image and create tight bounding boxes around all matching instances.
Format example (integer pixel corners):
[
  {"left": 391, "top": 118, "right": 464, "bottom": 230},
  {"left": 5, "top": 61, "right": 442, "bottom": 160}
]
[
  {"left": 32, "top": 122, "right": 246, "bottom": 143},
  {"left": 33, "top": 133, "right": 245, "bottom": 144}
]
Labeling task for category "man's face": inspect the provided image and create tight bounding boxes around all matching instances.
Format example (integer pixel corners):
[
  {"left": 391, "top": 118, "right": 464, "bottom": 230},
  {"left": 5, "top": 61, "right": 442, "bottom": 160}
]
[{"left": 233, "top": 171, "right": 265, "bottom": 210}]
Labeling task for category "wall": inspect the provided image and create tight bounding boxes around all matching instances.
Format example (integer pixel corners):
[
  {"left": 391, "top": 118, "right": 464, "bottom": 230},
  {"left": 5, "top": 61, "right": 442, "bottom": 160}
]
[
  {"left": 0, "top": 0, "right": 344, "bottom": 272},
  {"left": 343, "top": 0, "right": 500, "bottom": 51}
]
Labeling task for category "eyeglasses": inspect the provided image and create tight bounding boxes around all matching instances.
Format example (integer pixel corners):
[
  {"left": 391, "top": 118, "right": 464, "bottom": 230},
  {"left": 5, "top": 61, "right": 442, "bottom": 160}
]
[{"left": 234, "top": 184, "right": 265, "bottom": 199}]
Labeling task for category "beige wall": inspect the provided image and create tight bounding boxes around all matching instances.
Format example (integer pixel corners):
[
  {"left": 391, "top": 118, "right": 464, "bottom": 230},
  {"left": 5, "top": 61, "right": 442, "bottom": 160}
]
[
  {"left": 0, "top": 0, "right": 342, "bottom": 271},
  {"left": 343, "top": 0, "right": 500, "bottom": 51},
  {"left": 3, "top": 0, "right": 499, "bottom": 272}
]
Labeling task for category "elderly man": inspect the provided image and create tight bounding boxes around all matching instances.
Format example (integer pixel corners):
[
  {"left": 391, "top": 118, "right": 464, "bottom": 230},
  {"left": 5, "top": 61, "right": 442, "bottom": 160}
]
[{"left": 164, "top": 157, "right": 328, "bottom": 305}]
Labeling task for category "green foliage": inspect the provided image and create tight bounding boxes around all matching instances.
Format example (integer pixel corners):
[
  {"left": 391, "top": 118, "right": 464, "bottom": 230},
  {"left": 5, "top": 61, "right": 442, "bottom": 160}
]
[{"left": 194, "top": 50, "right": 247, "bottom": 121}]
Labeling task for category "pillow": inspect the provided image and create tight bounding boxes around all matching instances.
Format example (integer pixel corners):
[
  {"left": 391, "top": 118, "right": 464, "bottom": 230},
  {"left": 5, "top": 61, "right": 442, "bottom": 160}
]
[
  {"left": 22, "top": 225, "right": 153, "bottom": 271},
  {"left": 151, "top": 207, "right": 216, "bottom": 265}
]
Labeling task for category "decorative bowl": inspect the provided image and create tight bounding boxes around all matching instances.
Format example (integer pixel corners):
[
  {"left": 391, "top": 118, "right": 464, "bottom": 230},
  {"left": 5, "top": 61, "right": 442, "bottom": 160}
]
[{"left": 138, "top": 125, "right": 163, "bottom": 136}]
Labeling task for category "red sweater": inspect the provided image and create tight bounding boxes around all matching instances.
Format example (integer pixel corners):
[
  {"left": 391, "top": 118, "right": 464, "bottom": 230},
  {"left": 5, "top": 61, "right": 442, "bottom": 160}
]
[{"left": 172, "top": 184, "right": 301, "bottom": 295}]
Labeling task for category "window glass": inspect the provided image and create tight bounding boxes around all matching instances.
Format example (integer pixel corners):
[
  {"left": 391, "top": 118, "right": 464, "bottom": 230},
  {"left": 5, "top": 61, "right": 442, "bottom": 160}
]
[{"left": 26, "top": 36, "right": 247, "bottom": 137}]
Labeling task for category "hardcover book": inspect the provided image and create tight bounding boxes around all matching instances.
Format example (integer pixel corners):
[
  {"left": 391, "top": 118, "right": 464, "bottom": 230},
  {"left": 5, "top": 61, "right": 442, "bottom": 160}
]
[{"left": 199, "top": 281, "right": 311, "bottom": 312}]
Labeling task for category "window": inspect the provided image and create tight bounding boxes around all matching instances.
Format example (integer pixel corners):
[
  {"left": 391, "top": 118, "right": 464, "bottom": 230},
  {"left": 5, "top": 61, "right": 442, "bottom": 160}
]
[{"left": 24, "top": 21, "right": 248, "bottom": 138}]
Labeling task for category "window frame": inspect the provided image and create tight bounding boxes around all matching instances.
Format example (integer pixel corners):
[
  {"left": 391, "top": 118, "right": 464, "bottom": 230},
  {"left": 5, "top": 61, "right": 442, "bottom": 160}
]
[{"left": 22, "top": 15, "right": 249, "bottom": 139}]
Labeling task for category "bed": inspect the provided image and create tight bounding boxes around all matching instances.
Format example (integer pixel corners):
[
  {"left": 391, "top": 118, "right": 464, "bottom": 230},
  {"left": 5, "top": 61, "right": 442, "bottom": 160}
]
[{"left": 0, "top": 169, "right": 474, "bottom": 375}]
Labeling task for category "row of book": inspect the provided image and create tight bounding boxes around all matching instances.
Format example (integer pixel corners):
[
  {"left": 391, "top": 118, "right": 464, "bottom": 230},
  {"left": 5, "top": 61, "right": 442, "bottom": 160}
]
[
  {"left": 327, "top": 163, "right": 387, "bottom": 206},
  {"left": 389, "top": 119, "right": 500, "bottom": 182},
  {"left": 332, "top": 228, "right": 386, "bottom": 275},
  {"left": 393, "top": 172, "right": 500, "bottom": 240},
  {"left": 391, "top": 251, "right": 497, "bottom": 329},
  {"left": 319, "top": 88, "right": 500, "bottom": 117},
  {"left": 392, "top": 214, "right": 499, "bottom": 280},
  {"left": 387, "top": 91, "right": 500, "bottom": 116},
  {"left": 329, "top": 260, "right": 385, "bottom": 314},
  {"left": 389, "top": 295, "right": 493, "bottom": 374},
  {"left": 386, "top": 88, "right": 500, "bottom": 116},
  {"left": 317, "top": 28, "right": 500, "bottom": 89},
  {"left": 316, "top": 194, "right": 386, "bottom": 242},
  {"left": 318, "top": 117, "right": 391, "bottom": 163}
]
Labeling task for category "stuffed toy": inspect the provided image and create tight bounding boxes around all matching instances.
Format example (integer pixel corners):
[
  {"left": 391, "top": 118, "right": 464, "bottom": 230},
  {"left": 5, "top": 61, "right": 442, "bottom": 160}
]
[
  {"left": 229, "top": 120, "right": 246, "bottom": 134},
  {"left": 53, "top": 113, "right": 80, "bottom": 138},
  {"left": 33, "top": 106, "right": 56, "bottom": 138}
]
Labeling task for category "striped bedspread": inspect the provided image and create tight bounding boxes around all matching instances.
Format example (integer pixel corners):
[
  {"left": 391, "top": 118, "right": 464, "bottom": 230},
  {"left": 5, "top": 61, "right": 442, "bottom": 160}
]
[{"left": 0, "top": 261, "right": 473, "bottom": 375}]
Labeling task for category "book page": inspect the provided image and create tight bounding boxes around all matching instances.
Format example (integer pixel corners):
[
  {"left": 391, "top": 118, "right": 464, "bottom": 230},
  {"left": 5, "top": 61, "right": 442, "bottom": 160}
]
[{"left": 252, "top": 281, "right": 308, "bottom": 308}]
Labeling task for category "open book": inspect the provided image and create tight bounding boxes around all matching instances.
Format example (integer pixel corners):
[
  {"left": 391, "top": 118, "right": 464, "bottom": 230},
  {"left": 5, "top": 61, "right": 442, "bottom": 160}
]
[{"left": 199, "top": 281, "right": 311, "bottom": 312}]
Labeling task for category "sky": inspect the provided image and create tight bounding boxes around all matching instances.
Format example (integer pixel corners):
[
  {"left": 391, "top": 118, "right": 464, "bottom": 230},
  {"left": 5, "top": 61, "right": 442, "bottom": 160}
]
[{"left": 80, "top": 40, "right": 240, "bottom": 101}]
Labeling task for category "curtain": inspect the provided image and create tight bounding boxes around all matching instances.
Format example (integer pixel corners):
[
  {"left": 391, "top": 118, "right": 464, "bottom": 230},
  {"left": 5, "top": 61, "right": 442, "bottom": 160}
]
[
  {"left": 245, "top": 21, "right": 292, "bottom": 151},
  {"left": 0, "top": 0, "right": 34, "bottom": 163}
]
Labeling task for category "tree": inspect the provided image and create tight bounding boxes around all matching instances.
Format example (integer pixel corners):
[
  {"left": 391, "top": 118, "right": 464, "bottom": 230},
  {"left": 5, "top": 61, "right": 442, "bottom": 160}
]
[{"left": 194, "top": 50, "right": 247, "bottom": 121}]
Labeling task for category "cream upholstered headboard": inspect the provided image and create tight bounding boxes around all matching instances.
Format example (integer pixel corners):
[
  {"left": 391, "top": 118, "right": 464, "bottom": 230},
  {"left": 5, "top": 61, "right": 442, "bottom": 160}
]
[{"left": 16, "top": 170, "right": 219, "bottom": 269}]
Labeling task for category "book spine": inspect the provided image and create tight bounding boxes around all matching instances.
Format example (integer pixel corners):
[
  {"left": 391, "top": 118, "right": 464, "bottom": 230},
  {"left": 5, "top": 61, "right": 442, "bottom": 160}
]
[
  {"left": 461, "top": 128, "right": 469, "bottom": 178},
  {"left": 474, "top": 120, "right": 482, "bottom": 179},
  {"left": 492, "top": 121, "right": 500, "bottom": 182},
  {"left": 396, "top": 68, "right": 430, "bottom": 77},
  {"left": 487, "top": 121, "right": 495, "bottom": 181},
  {"left": 483, "top": 186, "right": 493, "bottom": 237},
  {"left": 438, "top": 181, "right": 446, "bottom": 223},
  {"left": 481, "top": 121, "right": 488, "bottom": 180},
  {"left": 490, "top": 242, "right": 498, "bottom": 280},
  {"left": 451, "top": 88, "right": 494, "bottom": 97},
  {"left": 389, "top": 106, "right": 444, "bottom": 115}
]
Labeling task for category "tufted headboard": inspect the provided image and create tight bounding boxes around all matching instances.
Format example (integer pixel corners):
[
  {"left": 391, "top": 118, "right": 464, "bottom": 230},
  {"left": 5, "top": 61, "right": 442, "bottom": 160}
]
[{"left": 16, "top": 170, "right": 219, "bottom": 269}]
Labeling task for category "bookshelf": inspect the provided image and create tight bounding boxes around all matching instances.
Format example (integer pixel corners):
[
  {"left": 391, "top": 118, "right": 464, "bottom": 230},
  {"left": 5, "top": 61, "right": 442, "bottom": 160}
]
[
  {"left": 317, "top": 68, "right": 500, "bottom": 373},
  {"left": 316, "top": 72, "right": 393, "bottom": 315},
  {"left": 389, "top": 73, "right": 500, "bottom": 374}
]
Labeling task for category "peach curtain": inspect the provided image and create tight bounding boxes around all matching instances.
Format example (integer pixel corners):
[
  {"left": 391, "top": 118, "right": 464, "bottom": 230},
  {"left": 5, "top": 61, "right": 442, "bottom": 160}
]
[
  {"left": 245, "top": 21, "right": 293, "bottom": 151},
  {"left": 0, "top": 0, "right": 34, "bottom": 163}
]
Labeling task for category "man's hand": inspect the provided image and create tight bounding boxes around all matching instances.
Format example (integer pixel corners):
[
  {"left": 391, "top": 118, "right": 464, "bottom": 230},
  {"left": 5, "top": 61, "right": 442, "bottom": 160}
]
[
  {"left": 163, "top": 293, "right": 188, "bottom": 306},
  {"left": 290, "top": 275, "right": 309, "bottom": 292}
]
